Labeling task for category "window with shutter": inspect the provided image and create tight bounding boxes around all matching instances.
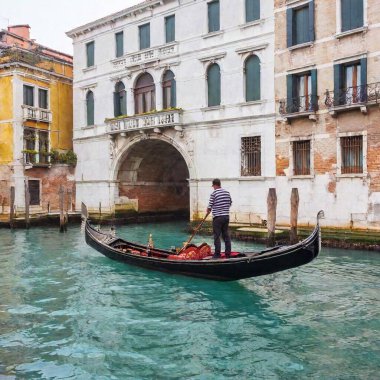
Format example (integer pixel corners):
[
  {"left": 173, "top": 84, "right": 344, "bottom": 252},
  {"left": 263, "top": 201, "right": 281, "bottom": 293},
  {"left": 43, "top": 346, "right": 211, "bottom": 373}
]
[
  {"left": 134, "top": 73, "right": 155, "bottom": 114},
  {"left": 163, "top": 70, "right": 176, "bottom": 109},
  {"left": 245, "top": 55, "right": 261, "bottom": 102},
  {"left": 287, "top": 1, "right": 315, "bottom": 47},
  {"left": 208, "top": 1, "right": 220, "bottom": 33},
  {"left": 23, "top": 85, "right": 34, "bottom": 106},
  {"left": 165, "top": 15, "right": 175, "bottom": 43},
  {"left": 139, "top": 23, "right": 150, "bottom": 50},
  {"left": 207, "top": 63, "right": 221, "bottom": 107},
  {"left": 341, "top": 0, "right": 364, "bottom": 32},
  {"left": 86, "top": 41, "right": 95, "bottom": 67},
  {"left": 114, "top": 82, "right": 127, "bottom": 117},
  {"left": 38, "top": 89, "right": 48, "bottom": 109},
  {"left": 86, "top": 91, "right": 94, "bottom": 126},
  {"left": 115, "top": 31, "right": 124, "bottom": 58},
  {"left": 246, "top": 0, "right": 260, "bottom": 23}
]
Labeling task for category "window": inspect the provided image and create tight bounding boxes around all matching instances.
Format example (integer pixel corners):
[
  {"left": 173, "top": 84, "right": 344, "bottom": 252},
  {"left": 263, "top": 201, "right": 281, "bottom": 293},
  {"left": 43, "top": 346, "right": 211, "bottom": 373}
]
[
  {"left": 246, "top": 0, "right": 260, "bottom": 23},
  {"left": 165, "top": 15, "right": 175, "bottom": 43},
  {"left": 23, "top": 128, "right": 49, "bottom": 165},
  {"left": 162, "top": 70, "right": 176, "bottom": 109},
  {"left": 86, "top": 91, "right": 94, "bottom": 126},
  {"left": 286, "top": 70, "right": 317, "bottom": 113},
  {"left": 23, "top": 85, "right": 34, "bottom": 106},
  {"left": 341, "top": 0, "right": 364, "bottom": 32},
  {"left": 207, "top": 63, "right": 221, "bottom": 107},
  {"left": 245, "top": 55, "right": 260, "bottom": 102},
  {"left": 28, "top": 180, "right": 40, "bottom": 206},
  {"left": 334, "top": 58, "right": 367, "bottom": 106},
  {"left": 139, "top": 23, "right": 150, "bottom": 50},
  {"left": 341, "top": 136, "right": 363, "bottom": 174},
  {"left": 287, "top": 1, "right": 315, "bottom": 47},
  {"left": 38, "top": 89, "right": 48, "bottom": 109},
  {"left": 86, "top": 41, "right": 95, "bottom": 67},
  {"left": 114, "top": 82, "right": 127, "bottom": 117},
  {"left": 134, "top": 73, "right": 155, "bottom": 114},
  {"left": 115, "top": 31, "right": 124, "bottom": 58},
  {"left": 241, "top": 136, "right": 261, "bottom": 176},
  {"left": 208, "top": 0, "right": 220, "bottom": 33},
  {"left": 293, "top": 140, "right": 311, "bottom": 175}
]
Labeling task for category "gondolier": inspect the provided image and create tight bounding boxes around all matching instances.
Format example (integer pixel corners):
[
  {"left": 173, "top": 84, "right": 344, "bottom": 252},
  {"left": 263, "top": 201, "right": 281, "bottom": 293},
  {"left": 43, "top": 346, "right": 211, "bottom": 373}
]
[{"left": 206, "top": 178, "right": 232, "bottom": 259}]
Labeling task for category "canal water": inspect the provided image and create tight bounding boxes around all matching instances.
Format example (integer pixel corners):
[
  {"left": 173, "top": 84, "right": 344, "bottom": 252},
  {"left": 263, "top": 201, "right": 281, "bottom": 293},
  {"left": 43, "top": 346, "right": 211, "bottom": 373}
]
[{"left": 0, "top": 222, "right": 379, "bottom": 380}]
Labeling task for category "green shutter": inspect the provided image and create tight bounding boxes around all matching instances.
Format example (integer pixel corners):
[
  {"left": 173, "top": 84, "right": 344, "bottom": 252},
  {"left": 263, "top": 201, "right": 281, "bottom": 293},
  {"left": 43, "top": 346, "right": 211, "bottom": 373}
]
[
  {"left": 87, "top": 91, "right": 94, "bottom": 126},
  {"left": 287, "top": 8, "right": 294, "bottom": 47},
  {"left": 208, "top": 64, "right": 221, "bottom": 107},
  {"left": 246, "top": 0, "right": 260, "bottom": 22},
  {"left": 351, "top": 0, "right": 364, "bottom": 29},
  {"left": 295, "top": 6, "right": 309, "bottom": 44},
  {"left": 334, "top": 64, "right": 343, "bottom": 106},
  {"left": 171, "top": 79, "right": 176, "bottom": 107},
  {"left": 165, "top": 15, "right": 175, "bottom": 43},
  {"left": 246, "top": 55, "right": 261, "bottom": 101},
  {"left": 139, "top": 24, "right": 150, "bottom": 50},
  {"left": 208, "top": 1, "right": 220, "bottom": 33},
  {"left": 86, "top": 42, "right": 94, "bottom": 67},
  {"left": 286, "top": 74, "right": 294, "bottom": 112},
  {"left": 114, "top": 92, "right": 120, "bottom": 117},
  {"left": 309, "top": 0, "right": 315, "bottom": 42},
  {"left": 311, "top": 69, "right": 318, "bottom": 110},
  {"left": 115, "top": 32, "right": 124, "bottom": 58},
  {"left": 360, "top": 58, "right": 367, "bottom": 102}
]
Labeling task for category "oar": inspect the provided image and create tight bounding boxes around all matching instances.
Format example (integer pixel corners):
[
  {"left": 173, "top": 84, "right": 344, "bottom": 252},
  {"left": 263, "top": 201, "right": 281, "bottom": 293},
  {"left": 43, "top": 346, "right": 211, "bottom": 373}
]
[{"left": 178, "top": 214, "right": 209, "bottom": 254}]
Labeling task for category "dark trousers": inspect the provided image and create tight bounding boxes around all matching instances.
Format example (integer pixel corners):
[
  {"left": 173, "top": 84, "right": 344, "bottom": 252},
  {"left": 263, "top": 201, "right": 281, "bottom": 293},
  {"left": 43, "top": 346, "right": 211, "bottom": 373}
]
[{"left": 213, "top": 215, "right": 231, "bottom": 257}]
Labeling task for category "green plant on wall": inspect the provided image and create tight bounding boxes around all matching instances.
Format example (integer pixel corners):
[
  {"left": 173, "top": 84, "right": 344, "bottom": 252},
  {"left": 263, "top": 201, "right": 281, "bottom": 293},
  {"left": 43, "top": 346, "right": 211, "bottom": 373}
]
[{"left": 50, "top": 149, "right": 77, "bottom": 166}]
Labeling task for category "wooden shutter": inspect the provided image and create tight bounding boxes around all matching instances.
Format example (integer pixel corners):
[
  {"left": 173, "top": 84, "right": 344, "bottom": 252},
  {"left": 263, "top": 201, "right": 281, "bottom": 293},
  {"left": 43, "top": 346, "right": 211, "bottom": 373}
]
[
  {"left": 171, "top": 78, "right": 176, "bottom": 108},
  {"left": 208, "top": 1, "right": 220, "bottom": 33},
  {"left": 351, "top": 0, "right": 364, "bottom": 29},
  {"left": 287, "top": 74, "right": 295, "bottom": 112},
  {"left": 86, "top": 91, "right": 94, "bottom": 126},
  {"left": 208, "top": 64, "right": 221, "bottom": 107},
  {"left": 334, "top": 64, "right": 344, "bottom": 106},
  {"left": 86, "top": 42, "right": 94, "bottom": 67},
  {"left": 287, "top": 8, "right": 294, "bottom": 47},
  {"left": 139, "top": 24, "right": 150, "bottom": 50},
  {"left": 165, "top": 15, "right": 175, "bottom": 43},
  {"left": 360, "top": 57, "right": 367, "bottom": 102},
  {"left": 309, "top": 0, "right": 315, "bottom": 42},
  {"left": 311, "top": 69, "right": 318, "bottom": 110},
  {"left": 295, "top": 6, "right": 309, "bottom": 44},
  {"left": 115, "top": 32, "right": 124, "bottom": 58},
  {"left": 246, "top": 55, "right": 261, "bottom": 102},
  {"left": 246, "top": 0, "right": 260, "bottom": 23}
]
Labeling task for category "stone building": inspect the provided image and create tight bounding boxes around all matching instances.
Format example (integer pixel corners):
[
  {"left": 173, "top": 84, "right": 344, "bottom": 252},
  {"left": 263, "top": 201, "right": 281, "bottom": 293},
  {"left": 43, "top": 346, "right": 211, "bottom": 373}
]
[
  {"left": 275, "top": 0, "right": 380, "bottom": 229},
  {"left": 0, "top": 25, "right": 74, "bottom": 216},
  {"left": 67, "top": 0, "right": 276, "bottom": 223}
]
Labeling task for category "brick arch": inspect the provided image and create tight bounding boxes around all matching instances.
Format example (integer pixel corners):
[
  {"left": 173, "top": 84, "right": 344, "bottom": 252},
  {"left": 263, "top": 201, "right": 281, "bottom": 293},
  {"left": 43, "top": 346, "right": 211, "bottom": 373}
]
[{"left": 112, "top": 136, "right": 193, "bottom": 215}]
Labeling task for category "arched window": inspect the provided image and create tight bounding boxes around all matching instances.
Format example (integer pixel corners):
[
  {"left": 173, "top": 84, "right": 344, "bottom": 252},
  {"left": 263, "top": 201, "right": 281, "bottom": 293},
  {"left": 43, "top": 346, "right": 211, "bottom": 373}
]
[
  {"left": 245, "top": 55, "right": 261, "bottom": 102},
  {"left": 114, "top": 81, "right": 127, "bottom": 117},
  {"left": 162, "top": 70, "right": 176, "bottom": 109},
  {"left": 207, "top": 63, "right": 221, "bottom": 107},
  {"left": 86, "top": 90, "right": 94, "bottom": 126},
  {"left": 134, "top": 73, "right": 155, "bottom": 114}
]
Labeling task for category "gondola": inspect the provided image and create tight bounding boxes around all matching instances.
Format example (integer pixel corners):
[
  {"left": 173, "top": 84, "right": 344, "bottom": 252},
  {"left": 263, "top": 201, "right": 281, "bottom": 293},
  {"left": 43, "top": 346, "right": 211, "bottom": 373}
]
[{"left": 82, "top": 204, "right": 324, "bottom": 281}]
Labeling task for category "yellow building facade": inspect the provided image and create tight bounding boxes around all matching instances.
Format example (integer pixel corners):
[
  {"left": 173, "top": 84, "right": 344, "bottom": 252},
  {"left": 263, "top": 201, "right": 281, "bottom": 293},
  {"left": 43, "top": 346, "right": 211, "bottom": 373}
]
[{"left": 0, "top": 25, "right": 74, "bottom": 216}]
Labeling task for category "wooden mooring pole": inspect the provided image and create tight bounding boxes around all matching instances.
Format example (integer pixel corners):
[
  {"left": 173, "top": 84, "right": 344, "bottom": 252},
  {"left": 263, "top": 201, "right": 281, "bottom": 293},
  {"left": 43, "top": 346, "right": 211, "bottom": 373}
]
[
  {"left": 290, "top": 188, "right": 299, "bottom": 244},
  {"left": 24, "top": 180, "right": 30, "bottom": 229},
  {"left": 267, "top": 188, "right": 277, "bottom": 247},
  {"left": 9, "top": 186, "right": 15, "bottom": 229},
  {"left": 59, "top": 185, "right": 67, "bottom": 232}
]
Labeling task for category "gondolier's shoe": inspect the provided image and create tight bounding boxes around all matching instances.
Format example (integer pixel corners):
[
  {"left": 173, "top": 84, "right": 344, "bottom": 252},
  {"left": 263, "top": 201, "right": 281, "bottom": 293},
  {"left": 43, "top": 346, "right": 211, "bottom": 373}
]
[{"left": 212, "top": 254, "right": 221, "bottom": 259}]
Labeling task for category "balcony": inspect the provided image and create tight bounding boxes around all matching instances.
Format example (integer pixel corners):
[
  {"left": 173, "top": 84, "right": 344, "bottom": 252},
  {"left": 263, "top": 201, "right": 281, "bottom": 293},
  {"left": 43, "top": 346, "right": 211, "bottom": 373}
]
[
  {"left": 111, "top": 42, "right": 179, "bottom": 70},
  {"left": 22, "top": 105, "right": 52, "bottom": 123},
  {"left": 279, "top": 95, "right": 318, "bottom": 122},
  {"left": 22, "top": 150, "right": 50, "bottom": 168},
  {"left": 105, "top": 109, "right": 183, "bottom": 136},
  {"left": 324, "top": 83, "right": 380, "bottom": 116}
]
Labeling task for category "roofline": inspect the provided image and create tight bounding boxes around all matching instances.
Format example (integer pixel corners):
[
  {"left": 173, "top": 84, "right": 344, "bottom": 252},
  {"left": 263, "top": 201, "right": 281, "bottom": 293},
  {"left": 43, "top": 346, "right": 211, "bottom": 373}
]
[{"left": 66, "top": 0, "right": 167, "bottom": 38}]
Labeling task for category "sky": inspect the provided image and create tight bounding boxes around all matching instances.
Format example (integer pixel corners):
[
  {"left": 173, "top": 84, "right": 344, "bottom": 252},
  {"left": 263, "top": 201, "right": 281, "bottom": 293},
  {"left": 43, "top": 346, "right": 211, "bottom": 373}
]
[{"left": 0, "top": 0, "right": 142, "bottom": 55}]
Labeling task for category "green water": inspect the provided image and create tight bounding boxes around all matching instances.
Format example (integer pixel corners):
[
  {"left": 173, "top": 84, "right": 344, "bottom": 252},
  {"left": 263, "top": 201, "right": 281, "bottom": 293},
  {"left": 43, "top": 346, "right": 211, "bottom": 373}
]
[{"left": 0, "top": 222, "right": 379, "bottom": 379}]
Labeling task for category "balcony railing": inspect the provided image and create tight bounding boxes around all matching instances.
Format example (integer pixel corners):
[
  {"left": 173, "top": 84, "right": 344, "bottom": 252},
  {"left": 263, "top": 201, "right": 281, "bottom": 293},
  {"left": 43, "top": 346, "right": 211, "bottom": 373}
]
[
  {"left": 106, "top": 109, "right": 183, "bottom": 135},
  {"left": 279, "top": 95, "right": 318, "bottom": 115},
  {"left": 23, "top": 151, "right": 50, "bottom": 166},
  {"left": 22, "top": 105, "right": 52, "bottom": 123},
  {"left": 112, "top": 42, "right": 178, "bottom": 69},
  {"left": 324, "top": 83, "right": 380, "bottom": 109}
]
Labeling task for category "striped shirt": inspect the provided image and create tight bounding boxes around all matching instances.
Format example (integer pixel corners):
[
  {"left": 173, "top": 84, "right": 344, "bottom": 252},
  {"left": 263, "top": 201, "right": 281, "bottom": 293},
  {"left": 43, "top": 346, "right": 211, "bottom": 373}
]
[{"left": 208, "top": 188, "right": 232, "bottom": 217}]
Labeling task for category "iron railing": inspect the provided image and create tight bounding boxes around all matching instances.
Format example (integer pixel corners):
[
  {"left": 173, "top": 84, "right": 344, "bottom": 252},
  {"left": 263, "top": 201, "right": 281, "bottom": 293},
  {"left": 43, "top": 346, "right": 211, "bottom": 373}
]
[{"left": 279, "top": 95, "right": 318, "bottom": 115}]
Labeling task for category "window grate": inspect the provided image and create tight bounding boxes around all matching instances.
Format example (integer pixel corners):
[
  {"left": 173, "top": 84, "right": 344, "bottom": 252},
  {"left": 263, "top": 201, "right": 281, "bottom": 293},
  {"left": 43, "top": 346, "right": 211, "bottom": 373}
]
[
  {"left": 293, "top": 140, "right": 311, "bottom": 175},
  {"left": 341, "top": 136, "right": 363, "bottom": 174},
  {"left": 241, "top": 136, "right": 261, "bottom": 176}
]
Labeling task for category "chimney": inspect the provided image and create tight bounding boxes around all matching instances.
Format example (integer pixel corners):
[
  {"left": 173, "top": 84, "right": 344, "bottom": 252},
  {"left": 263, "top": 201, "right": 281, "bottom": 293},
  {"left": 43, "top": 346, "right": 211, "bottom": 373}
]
[{"left": 8, "top": 25, "right": 31, "bottom": 40}]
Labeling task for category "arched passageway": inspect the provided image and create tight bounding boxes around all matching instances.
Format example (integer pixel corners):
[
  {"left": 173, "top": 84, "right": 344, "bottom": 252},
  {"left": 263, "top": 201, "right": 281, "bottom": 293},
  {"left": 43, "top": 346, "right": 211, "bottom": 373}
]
[{"left": 117, "top": 139, "right": 190, "bottom": 216}]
